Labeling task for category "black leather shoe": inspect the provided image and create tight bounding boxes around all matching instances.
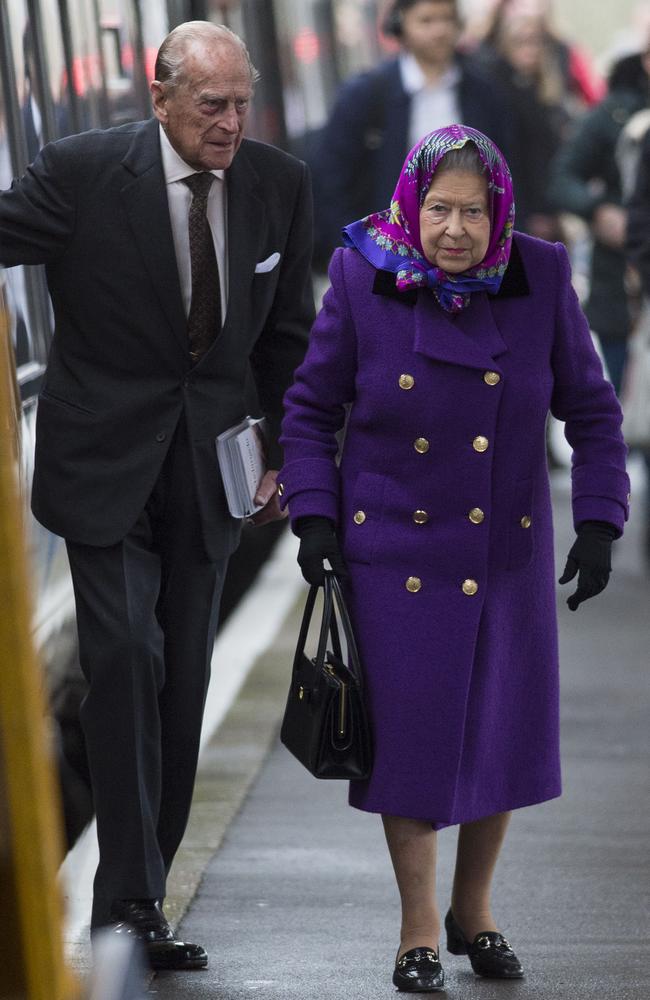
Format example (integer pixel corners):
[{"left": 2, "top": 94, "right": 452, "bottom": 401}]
[
  {"left": 445, "top": 909, "right": 523, "bottom": 978},
  {"left": 392, "top": 947, "right": 445, "bottom": 992},
  {"left": 109, "top": 899, "right": 208, "bottom": 970}
]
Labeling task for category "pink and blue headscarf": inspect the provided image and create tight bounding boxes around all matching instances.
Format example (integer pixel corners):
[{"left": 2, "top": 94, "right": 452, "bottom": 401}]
[{"left": 342, "top": 124, "right": 515, "bottom": 313}]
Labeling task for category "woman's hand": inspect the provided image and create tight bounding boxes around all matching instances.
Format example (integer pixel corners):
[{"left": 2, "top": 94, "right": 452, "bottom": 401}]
[
  {"left": 295, "top": 516, "right": 347, "bottom": 586},
  {"left": 558, "top": 521, "right": 618, "bottom": 611}
]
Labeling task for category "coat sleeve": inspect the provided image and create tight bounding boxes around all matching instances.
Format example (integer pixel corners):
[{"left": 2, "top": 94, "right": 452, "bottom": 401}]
[
  {"left": 0, "top": 139, "right": 76, "bottom": 265},
  {"left": 549, "top": 241, "right": 630, "bottom": 534},
  {"left": 278, "top": 248, "right": 358, "bottom": 526},
  {"left": 249, "top": 160, "right": 315, "bottom": 467}
]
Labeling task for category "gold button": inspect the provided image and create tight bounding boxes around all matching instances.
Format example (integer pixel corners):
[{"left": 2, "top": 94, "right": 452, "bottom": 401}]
[
  {"left": 399, "top": 373, "right": 415, "bottom": 390},
  {"left": 406, "top": 576, "right": 422, "bottom": 593},
  {"left": 462, "top": 579, "right": 479, "bottom": 596},
  {"left": 414, "top": 437, "right": 430, "bottom": 454},
  {"left": 277, "top": 483, "right": 284, "bottom": 496},
  {"left": 520, "top": 515, "right": 532, "bottom": 529},
  {"left": 483, "top": 371, "right": 501, "bottom": 386},
  {"left": 472, "top": 436, "right": 489, "bottom": 453},
  {"left": 353, "top": 510, "right": 366, "bottom": 525},
  {"left": 413, "top": 510, "right": 428, "bottom": 525},
  {"left": 468, "top": 507, "right": 485, "bottom": 524}
]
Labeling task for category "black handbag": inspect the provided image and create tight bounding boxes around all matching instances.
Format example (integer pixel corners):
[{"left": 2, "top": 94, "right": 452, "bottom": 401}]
[{"left": 280, "top": 571, "right": 372, "bottom": 779}]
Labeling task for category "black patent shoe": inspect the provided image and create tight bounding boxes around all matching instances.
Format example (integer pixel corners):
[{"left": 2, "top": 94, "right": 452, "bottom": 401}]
[
  {"left": 392, "top": 947, "right": 445, "bottom": 992},
  {"left": 109, "top": 899, "right": 208, "bottom": 970},
  {"left": 445, "top": 909, "right": 523, "bottom": 978}
]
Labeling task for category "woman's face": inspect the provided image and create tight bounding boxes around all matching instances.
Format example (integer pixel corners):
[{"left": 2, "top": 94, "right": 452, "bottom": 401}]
[{"left": 419, "top": 169, "right": 491, "bottom": 273}]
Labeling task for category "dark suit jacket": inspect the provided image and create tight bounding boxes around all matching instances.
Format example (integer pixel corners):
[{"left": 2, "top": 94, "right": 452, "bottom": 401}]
[
  {"left": 311, "top": 56, "right": 515, "bottom": 262},
  {"left": 0, "top": 118, "right": 314, "bottom": 558}
]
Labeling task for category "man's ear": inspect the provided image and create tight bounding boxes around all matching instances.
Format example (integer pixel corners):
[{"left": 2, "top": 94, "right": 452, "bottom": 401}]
[{"left": 150, "top": 81, "right": 168, "bottom": 124}]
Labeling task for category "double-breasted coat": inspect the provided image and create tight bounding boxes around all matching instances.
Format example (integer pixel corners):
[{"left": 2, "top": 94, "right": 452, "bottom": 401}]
[{"left": 279, "top": 233, "right": 629, "bottom": 827}]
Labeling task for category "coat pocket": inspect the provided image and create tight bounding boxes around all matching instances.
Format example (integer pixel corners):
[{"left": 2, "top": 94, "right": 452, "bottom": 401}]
[
  {"left": 341, "top": 471, "right": 385, "bottom": 565},
  {"left": 39, "top": 389, "right": 97, "bottom": 416},
  {"left": 507, "top": 478, "right": 535, "bottom": 570}
]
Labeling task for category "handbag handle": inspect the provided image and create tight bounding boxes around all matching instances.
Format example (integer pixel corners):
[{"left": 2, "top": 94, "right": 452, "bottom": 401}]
[
  {"left": 326, "top": 572, "right": 364, "bottom": 691},
  {"left": 292, "top": 572, "right": 364, "bottom": 695},
  {"left": 292, "top": 573, "right": 334, "bottom": 687}
]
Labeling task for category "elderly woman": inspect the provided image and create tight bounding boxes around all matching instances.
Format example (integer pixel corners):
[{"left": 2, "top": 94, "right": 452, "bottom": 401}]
[{"left": 278, "top": 125, "right": 629, "bottom": 992}]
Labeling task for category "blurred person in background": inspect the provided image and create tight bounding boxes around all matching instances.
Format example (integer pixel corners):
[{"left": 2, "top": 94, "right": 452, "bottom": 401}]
[
  {"left": 473, "top": 9, "right": 568, "bottom": 239},
  {"left": 470, "top": 0, "right": 604, "bottom": 111},
  {"left": 624, "top": 124, "right": 650, "bottom": 562},
  {"left": 548, "top": 50, "right": 650, "bottom": 395},
  {"left": 280, "top": 124, "right": 629, "bottom": 992},
  {"left": 310, "top": 0, "right": 515, "bottom": 266}
]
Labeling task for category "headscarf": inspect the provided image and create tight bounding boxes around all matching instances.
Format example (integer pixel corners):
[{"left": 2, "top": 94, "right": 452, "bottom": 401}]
[{"left": 342, "top": 124, "right": 515, "bottom": 313}]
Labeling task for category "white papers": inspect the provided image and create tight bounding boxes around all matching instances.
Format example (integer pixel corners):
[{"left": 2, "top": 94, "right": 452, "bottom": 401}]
[{"left": 216, "top": 416, "right": 267, "bottom": 519}]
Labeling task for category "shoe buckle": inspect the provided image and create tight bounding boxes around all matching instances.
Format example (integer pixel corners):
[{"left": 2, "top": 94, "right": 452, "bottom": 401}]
[{"left": 476, "top": 935, "right": 492, "bottom": 950}]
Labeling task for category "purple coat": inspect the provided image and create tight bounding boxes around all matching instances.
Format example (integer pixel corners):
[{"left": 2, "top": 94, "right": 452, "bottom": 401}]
[{"left": 279, "top": 234, "right": 629, "bottom": 827}]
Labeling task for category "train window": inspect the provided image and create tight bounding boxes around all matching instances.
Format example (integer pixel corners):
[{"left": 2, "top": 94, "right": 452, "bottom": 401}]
[
  {"left": 138, "top": 0, "right": 168, "bottom": 86},
  {"left": 272, "top": 0, "right": 336, "bottom": 139},
  {"left": 0, "top": 1, "right": 50, "bottom": 396},
  {"left": 332, "top": 0, "right": 382, "bottom": 78},
  {"left": 1, "top": 0, "right": 47, "bottom": 162},
  {"left": 97, "top": 0, "right": 150, "bottom": 125},
  {"left": 61, "top": 0, "right": 108, "bottom": 129},
  {"left": 38, "top": 0, "right": 78, "bottom": 137}
]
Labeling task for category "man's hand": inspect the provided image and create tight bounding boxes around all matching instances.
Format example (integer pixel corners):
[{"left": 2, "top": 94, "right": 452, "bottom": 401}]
[{"left": 247, "top": 470, "right": 288, "bottom": 527}]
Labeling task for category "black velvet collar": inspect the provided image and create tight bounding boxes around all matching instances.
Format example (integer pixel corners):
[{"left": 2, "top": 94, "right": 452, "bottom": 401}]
[{"left": 371, "top": 235, "right": 530, "bottom": 304}]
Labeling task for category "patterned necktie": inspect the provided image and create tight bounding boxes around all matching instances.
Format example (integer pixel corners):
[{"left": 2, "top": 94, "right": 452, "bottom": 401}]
[{"left": 182, "top": 172, "right": 222, "bottom": 361}]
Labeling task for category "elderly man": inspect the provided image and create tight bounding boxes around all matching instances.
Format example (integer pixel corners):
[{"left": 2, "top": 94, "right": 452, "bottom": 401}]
[
  {"left": 0, "top": 21, "right": 313, "bottom": 967},
  {"left": 311, "top": 0, "right": 514, "bottom": 265}
]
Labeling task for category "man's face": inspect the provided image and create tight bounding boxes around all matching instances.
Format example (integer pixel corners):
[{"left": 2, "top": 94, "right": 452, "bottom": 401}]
[
  {"left": 400, "top": 1, "right": 459, "bottom": 67},
  {"left": 151, "top": 40, "right": 252, "bottom": 171}
]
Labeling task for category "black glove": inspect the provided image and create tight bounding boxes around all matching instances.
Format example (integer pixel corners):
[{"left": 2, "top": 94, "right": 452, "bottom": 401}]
[
  {"left": 295, "top": 515, "right": 347, "bottom": 586},
  {"left": 558, "top": 520, "right": 618, "bottom": 611}
]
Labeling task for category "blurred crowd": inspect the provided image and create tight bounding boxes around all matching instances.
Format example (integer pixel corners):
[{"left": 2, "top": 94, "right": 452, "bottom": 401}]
[{"left": 309, "top": 0, "right": 650, "bottom": 564}]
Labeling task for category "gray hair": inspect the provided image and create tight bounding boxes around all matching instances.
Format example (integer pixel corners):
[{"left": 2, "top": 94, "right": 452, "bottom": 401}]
[
  {"left": 436, "top": 142, "right": 487, "bottom": 177},
  {"left": 154, "top": 21, "right": 259, "bottom": 89}
]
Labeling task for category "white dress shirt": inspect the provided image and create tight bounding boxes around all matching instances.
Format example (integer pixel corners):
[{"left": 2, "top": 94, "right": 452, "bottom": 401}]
[
  {"left": 159, "top": 124, "right": 228, "bottom": 321},
  {"left": 399, "top": 54, "right": 462, "bottom": 149}
]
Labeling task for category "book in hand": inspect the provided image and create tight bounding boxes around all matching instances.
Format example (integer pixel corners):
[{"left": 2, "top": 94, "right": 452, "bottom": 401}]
[{"left": 216, "top": 416, "right": 268, "bottom": 519}]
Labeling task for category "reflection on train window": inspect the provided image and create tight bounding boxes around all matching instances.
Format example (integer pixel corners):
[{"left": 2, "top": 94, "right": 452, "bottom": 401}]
[
  {"left": 3, "top": 0, "right": 44, "bottom": 161},
  {"left": 333, "top": 0, "right": 381, "bottom": 77},
  {"left": 97, "top": 0, "right": 148, "bottom": 125},
  {"left": 64, "top": 0, "right": 107, "bottom": 129},
  {"left": 39, "top": 0, "right": 77, "bottom": 138},
  {"left": 138, "top": 0, "right": 168, "bottom": 82}
]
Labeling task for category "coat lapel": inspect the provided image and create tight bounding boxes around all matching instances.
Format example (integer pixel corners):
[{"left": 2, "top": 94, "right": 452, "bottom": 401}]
[
  {"left": 220, "top": 141, "right": 266, "bottom": 337},
  {"left": 413, "top": 289, "right": 508, "bottom": 372},
  {"left": 120, "top": 119, "right": 187, "bottom": 352},
  {"left": 375, "top": 236, "right": 531, "bottom": 372}
]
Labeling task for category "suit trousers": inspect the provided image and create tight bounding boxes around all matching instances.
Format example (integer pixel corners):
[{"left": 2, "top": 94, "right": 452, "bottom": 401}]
[{"left": 66, "top": 417, "right": 228, "bottom": 928}]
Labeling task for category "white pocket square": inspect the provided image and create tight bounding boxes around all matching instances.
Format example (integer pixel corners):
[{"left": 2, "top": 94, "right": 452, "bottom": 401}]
[{"left": 255, "top": 252, "right": 281, "bottom": 274}]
